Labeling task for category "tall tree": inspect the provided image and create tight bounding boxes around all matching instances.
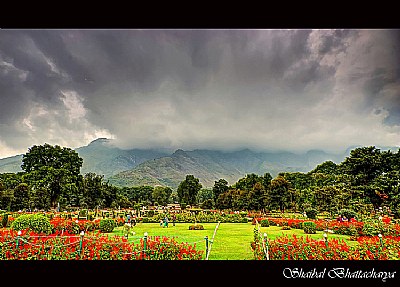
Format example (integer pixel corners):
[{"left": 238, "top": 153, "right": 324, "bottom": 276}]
[
  {"left": 212, "top": 179, "right": 229, "bottom": 204},
  {"left": 21, "top": 143, "right": 83, "bottom": 208},
  {"left": 177, "top": 175, "right": 202, "bottom": 206},
  {"left": 152, "top": 186, "right": 172, "bottom": 206},
  {"left": 267, "top": 175, "right": 291, "bottom": 212}
]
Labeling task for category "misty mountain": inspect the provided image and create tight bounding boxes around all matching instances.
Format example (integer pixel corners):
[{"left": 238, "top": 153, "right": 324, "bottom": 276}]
[
  {"left": 1, "top": 138, "right": 397, "bottom": 189},
  {"left": 0, "top": 154, "right": 23, "bottom": 174},
  {"left": 108, "top": 148, "right": 348, "bottom": 189},
  {"left": 74, "top": 138, "right": 170, "bottom": 177},
  {"left": 0, "top": 138, "right": 170, "bottom": 177}
]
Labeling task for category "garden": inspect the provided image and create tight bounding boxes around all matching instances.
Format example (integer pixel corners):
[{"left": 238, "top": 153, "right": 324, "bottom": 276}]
[{"left": 1, "top": 208, "right": 400, "bottom": 260}]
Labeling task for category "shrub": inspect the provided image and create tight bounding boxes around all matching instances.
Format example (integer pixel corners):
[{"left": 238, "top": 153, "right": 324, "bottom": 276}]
[
  {"left": 305, "top": 208, "right": 318, "bottom": 219},
  {"left": 339, "top": 209, "right": 357, "bottom": 220},
  {"left": 99, "top": 218, "right": 116, "bottom": 233},
  {"left": 142, "top": 217, "right": 149, "bottom": 223},
  {"left": 87, "top": 213, "right": 94, "bottom": 221},
  {"left": 260, "top": 219, "right": 270, "bottom": 227},
  {"left": 303, "top": 221, "right": 317, "bottom": 234},
  {"left": 362, "top": 222, "right": 380, "bottom": 237},
  {"left": 78, "top": 209, "right": 88, "bottom": 219},
  {"left": 29, "top": 214, "right": 53, "bottom": 234},
  {"left": 281, "top": 226, "right": 291, "bottom": 230},
  {"left": 269, "top": 220, "right": 278, "bottom": 226},
  {"left": 2, "top": 213, "right": 8, "bottom": 228},
  {"left": 11, "top": 214, "right": 52, "bottom": 234},
  {"left": 189, "top": 224, "right": 204, "bottom": 230},
  {"left": 147, "top": 210, "right": 155, "bottom": 217},
  {"left": 11, "top": 214, "right": 31, "bottom": 232}
]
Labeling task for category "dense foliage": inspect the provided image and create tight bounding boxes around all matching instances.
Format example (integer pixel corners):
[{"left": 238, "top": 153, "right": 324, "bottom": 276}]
[{"left": 0, "top": 144, "right": 399, "bottom": 221}]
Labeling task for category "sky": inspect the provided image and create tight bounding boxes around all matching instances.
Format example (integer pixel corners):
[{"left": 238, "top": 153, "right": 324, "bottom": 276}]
[{"left": 0, "top": 29, "right": 399, "bottom": 158}]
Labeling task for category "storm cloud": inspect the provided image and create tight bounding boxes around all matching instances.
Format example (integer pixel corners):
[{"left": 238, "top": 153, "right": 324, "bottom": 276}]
[{"left": 0, "top": 29, "right": 399, "bottom": 158}]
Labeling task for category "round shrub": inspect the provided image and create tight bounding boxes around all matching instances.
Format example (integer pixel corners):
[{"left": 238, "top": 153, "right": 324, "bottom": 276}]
[
  {"left": 305, "top": 208, "right": 318, "bottom": 219},
  {"left": 11, "top": 214, "right": 31, "bottom": 232},
  {"left": 269, "top": 220, "right": 278, "bottom": 226},
  {"left": 2, "top": 213, "right": 8, "bottom": 228},
  {"left": 260, "top": 219, "right": 270, "bottom": 227},
  {"left": 189, "top": 224, "right": 204, "bottom": 230},
  {"left": 361, "top": 222, "right": 379, "bottom": 236},
  {"left": 303, "top": 221, "right": 317, "bottom": 234},
  {"left": 147, "top": 210, "right": 155, "bottom": 217},
  {"left": 29, "top": 214, "right": 53, "bottom": 234},
  {"left": 339, "top": 209, "right": 357, "bottom": 220},
  {"left": 11, "top": 214, "right": 52, "bottom": 234},
  {"left": 99, "top": 218, "right": 116, "bottom": 233}
]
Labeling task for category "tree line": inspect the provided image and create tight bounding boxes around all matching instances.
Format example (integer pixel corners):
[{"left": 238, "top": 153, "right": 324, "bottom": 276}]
[{"left": 0, "top": 144, "right": 399, "bottom": 218}]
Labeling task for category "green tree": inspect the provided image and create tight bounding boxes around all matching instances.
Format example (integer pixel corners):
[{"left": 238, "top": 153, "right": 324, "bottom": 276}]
[
  {"left": 11, "top": 183, "right": 30, "bottom": 211},
  {"left": 152, "top": 186, "right": 172, "bottom": 206},
  {"left": 29, "top": 187, "right": 51, "bottom": 211},
  {"left": 212, "top": 179, "right": 229, "bottom": 204},
  {"left": 247, "top": 182, "right": 266, "bottom": 211},
  {"left": 309, "top": 160, "right": 340, "bottom": 175},
  {"left": 235, "top": 173, "right": 262, "bottom": 191},
  {"left": 196, "top": 188, "right": 214, "bottom": 205},
  {"left": 340, "top": 146, "right": 383, "bottom": 185},
  {"left": 81, "top": 173, "right": 106, "bottom": 209},
  {"left": 21, "top": 144, "right": 83, "bottom": 209},
  {"left": 267, "top": 175, "right": 291, "bottom": 212},
  {"left": 177, "top": 175, "right": 202, "bottom": 206}
]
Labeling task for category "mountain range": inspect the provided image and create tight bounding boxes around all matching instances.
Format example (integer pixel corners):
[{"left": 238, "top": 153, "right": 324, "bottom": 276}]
[{"left": 0, "top": 138, "right": 362, "bottom": 189}]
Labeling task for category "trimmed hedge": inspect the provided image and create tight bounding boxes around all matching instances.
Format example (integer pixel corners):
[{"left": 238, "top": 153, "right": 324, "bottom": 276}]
[
  {"left": 189, "top": 224, "right": 204, "bottom": 230},
  {"left": 303, "top": 221, "right": 317, "bottom": 234},
  {"left": 11, "top": 214, "right": 52, "bottom": 235},
  {"left": 99, "top": 218, "right": 116, "bottom": 233}
]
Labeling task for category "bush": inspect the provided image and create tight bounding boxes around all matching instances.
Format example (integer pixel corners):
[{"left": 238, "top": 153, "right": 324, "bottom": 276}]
[
  {"left": 303, "top": 221, "right": 317, "bottom": 234},
  {"left": 78, "top": 209, "right": 88, "bottom": 219},
  {"left": 305, "top": 208, "right": 317, "bottom": 219},
  {"left": 11, "top": 214, "right": 52, "bottom": 234},
  {"left": 11, "top": 214, "right": 31, "bottom": 232},
  {"left": 189, "top": 224, "right": 204, "bottom": 230},
  {"left": 269, "top": 220, "right": 278, "bottom": 226},
  {"left": 147, "top": 210, "right": 155, "bottom": 217},
  {"left": 99, "top": 218, "right": 116, "bottom": 233},
  {"left": 87, "top": 213, "right": 94, "bottom": 221},
  {"left": 29, "top": 214, "right": 53, "bottom": 234},
  {"left": 260, "top": 219, "right": 270, "bottom": 227},
  {"left": 361, "top": 222, "right": 379, "bottom": 236},
  {"left": 2, "top": 213, "right": 8, "bottom": 228},
  {"left": 281, "top": 226, "right": 291, "bottom": 230},
  {"left": 339, "top": 209, "right": 357, "bottom": 220}
]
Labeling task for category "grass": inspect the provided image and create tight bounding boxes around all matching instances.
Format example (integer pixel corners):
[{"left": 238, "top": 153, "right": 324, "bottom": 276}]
[{"left": 111, "top": 222, "right": 357, "bottom": 260}]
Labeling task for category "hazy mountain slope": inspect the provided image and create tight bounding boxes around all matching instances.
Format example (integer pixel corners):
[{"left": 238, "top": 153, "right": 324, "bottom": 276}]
[
  {"left": 0, "top": 138, "right": 170, "bottom": 178},
  {"left": 2, "top": 139, "right": 396, "bottom": 189},
  {"left": 75, "top": 138, "right": 171, "bottom": 177},
  {"left": 108, "top": 148, "right": 348, "bottom": 189},
  {"left": 0, "top": 154, "right": 23, "bottom": 173}
]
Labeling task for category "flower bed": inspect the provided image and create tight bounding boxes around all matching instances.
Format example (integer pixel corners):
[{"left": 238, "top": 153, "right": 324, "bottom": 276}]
[
  {"left": 0, "top": 229, "right": 203, "bottom": 260},
  {"left": 251, "top": 234, "right": 400, "bottom": 260},
  {"left": 252, "top": 217, "right": 400, "bottom": 237}
]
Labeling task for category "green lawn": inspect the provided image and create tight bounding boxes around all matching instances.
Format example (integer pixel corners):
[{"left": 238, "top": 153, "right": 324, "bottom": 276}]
[{"left": 111, "top": 222, "right": 357, "bottom": 260}]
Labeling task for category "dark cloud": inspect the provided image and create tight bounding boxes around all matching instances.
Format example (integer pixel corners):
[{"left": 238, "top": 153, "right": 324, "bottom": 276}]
[{"left": 0, "top": 29, "right": 399, "bottom": 157}]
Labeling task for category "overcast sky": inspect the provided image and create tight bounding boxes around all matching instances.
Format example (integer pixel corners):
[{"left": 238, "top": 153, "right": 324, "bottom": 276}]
[{"left": 0, "top": 29, "right": 399, "bottom": 158}]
